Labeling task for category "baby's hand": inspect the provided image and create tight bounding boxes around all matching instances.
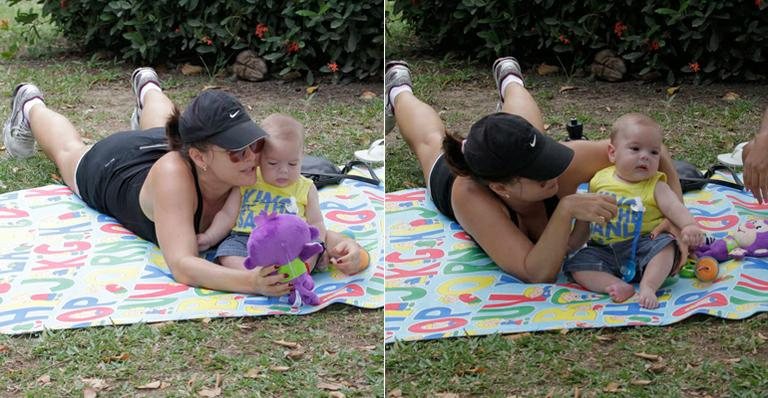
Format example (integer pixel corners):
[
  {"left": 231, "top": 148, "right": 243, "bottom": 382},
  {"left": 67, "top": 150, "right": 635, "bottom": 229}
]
[{"left": 680, "top": 224, "right": 704, "bottom": 247}]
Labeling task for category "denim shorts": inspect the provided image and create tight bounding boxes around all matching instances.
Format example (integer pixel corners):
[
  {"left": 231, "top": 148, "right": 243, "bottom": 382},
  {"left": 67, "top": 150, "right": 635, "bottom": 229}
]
[
  {"left": 214, "top": 233, "right": 250, "bottom": 260},
  {"left": 563, "top": 232, "right": 680, "bottom": 282}
]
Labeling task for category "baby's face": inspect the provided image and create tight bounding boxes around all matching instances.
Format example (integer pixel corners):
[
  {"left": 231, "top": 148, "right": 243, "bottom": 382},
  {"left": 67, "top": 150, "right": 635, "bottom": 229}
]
[
  {"left": 259, "top": 139, "right": 302, "bottom": 187},
  {"left": 609, "top": 126, "right": 662, "bottom": 183}
]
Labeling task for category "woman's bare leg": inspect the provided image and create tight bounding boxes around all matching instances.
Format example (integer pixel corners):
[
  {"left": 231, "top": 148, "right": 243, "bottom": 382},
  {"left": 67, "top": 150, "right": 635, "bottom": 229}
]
[
  {"left": 27, "top": 104, "right": 88, "bottom": 192},
  {"left": 387, "top": 63, "right": 445, "bottom": 184},
  {"left": 140, "top": 90, "right": 174, "bottom": 129},
  {"left": 496, "top": 58, "right": 545, "bottom": 132}
]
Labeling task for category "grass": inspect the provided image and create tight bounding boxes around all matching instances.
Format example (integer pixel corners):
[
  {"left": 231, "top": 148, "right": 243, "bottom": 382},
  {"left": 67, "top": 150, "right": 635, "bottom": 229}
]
[
  {"left": 0, "top": 2, "right": 383, "bottom": 397},
  {"left": 384, "top": 23, "right": 768, "bottom": 398}
]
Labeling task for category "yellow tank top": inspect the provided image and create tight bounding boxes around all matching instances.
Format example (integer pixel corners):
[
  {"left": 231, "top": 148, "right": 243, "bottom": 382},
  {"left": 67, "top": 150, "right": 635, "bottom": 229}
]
[
  {"left": 232, "top": 168, "right": 313, "bottom": 233},
  {"left": 588, "top": 165, "right": 667, "bottom": 245}
]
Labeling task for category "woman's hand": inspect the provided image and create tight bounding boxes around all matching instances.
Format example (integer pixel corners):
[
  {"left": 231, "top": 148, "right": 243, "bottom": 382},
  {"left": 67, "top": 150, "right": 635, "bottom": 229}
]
[
  {"left": 328, "top": 239, "right": 364, "bottom": 275},
  {"left": 743, "top": 134, "right": 768, "bottom": 204},
  {"left": 251, "top": 265, "right": 292, "bottom": 296},
  {"left": 561, "top": 193, "right": 618, "bottom": 224}
]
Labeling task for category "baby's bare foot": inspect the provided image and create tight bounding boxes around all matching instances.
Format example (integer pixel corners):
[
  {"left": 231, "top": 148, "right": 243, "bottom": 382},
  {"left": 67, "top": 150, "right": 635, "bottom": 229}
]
[
  {"left": 638, "top": 286, "right": 659, "bottom": 309},
  {"left": 606, "top": 282, "right": 634, "bottom": 303}
]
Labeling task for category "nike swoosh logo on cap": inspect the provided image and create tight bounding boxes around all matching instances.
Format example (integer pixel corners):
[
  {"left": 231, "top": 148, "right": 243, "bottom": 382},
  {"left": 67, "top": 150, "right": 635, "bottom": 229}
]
[
  {"left": 229, "top": 110, "right": 240, "bottom": 118},
  {"left": 530, "top": 135, "right": 537, "bottom": 147}
]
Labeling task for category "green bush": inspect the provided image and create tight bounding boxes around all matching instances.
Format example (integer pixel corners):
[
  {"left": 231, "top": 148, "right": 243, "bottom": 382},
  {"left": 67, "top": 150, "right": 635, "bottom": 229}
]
[
  {"left": 394, "top": 0, "right": 768, "bottom": 83},
  {"left": 20, "top": 0, "right": 383, "bottom": 82}
]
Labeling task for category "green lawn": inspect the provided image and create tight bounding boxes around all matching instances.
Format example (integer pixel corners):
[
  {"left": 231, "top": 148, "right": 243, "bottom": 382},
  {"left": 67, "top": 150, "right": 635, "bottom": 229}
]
[
  {"left": 384, "top": 25, "right": 768, "bottom": 398},
  {"left": 0, "top": 3, "right": 383, "bottom": 397}
]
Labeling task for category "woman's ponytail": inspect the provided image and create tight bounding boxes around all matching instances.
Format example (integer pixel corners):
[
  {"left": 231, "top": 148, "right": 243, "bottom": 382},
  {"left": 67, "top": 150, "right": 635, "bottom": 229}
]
[{"left": 442, "top": 132, "right": 473, "bottom": 178}]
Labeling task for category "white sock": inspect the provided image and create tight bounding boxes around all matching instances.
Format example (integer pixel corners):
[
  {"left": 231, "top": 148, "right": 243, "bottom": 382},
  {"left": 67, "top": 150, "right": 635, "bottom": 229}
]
[
  {"left": 22, "top": 98, "right": 45, "bottom": 122},
  {"left": 138, "top": 83, "right": 161, "bottom": 109},
  {"left": 500, "top": 74, "right": 524, "bottom": 101},
  {"left": 388, "top": 85, "right": 412, "bottom": 108}
]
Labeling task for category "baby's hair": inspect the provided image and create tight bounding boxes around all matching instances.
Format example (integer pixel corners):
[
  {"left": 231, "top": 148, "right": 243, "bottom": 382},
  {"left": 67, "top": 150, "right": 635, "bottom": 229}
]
[
  {"left": 610, "top": 113, "right": 663, "bottom": 142},
  {"left": 261, "top": 113, "right": 305, "bottom": 149}
]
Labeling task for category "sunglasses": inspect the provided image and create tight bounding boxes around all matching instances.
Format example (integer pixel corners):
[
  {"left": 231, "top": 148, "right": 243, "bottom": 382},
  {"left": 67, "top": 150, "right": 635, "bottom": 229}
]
[{"left": 216, "top": 140, "right": 264, "bottom": 163}]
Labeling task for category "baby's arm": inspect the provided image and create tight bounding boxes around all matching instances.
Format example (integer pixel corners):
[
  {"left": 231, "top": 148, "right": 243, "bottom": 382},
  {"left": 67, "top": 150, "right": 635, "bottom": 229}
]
[
  {"left": 567, "top": 220, "right": 591, "bottom": 253},
  {"left": 654, "top": 181, "right": 703, "bottom": 246},
  {"left": 196, "top": 189, "right": 241, "bottom": 251},
  {"left": 304, "top": 184, "right": 327, "bottom": 269}
]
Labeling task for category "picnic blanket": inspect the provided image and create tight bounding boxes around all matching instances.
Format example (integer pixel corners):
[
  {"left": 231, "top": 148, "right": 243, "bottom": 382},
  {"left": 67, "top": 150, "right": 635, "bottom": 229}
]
[
  {"left": 385, "top": 177, "right": 768, "bottom": 343},
  {"left": 0, "top": 179, "right": 383, "bottom": 335}
]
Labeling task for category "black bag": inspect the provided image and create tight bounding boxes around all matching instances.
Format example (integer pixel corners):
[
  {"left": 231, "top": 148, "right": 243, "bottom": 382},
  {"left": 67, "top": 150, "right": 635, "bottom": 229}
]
[
  {"left": 301, "top": 155, "right": 380, "bottom": 189},
  {"left": 674, "top": 160, "right": 744, "bottom": 193}
]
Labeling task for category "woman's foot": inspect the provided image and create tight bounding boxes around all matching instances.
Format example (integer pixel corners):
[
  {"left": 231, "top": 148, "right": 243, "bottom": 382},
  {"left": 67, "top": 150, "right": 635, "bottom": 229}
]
[
  {"left": 638, "top": 285, "right": 660, "bottom": 309},
  {"left": 3, "top": 83, "right": 44, "bottom": 158},
  {"left": 384, "top": 61, "right": 412, "bottom": 134},
  {"left": 129, "top": 67, "right": 161, "bottom": 130},
  {"left": 606, "top": 281, "right": 635, "bottom": 303},
  {"left": 492, "top": 57, "right": 523, "bottom": 111}
]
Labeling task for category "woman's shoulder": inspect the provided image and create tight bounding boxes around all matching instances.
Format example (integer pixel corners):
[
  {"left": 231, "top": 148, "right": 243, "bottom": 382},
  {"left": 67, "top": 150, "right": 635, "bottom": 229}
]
[
  {"left": 146, "top": 152, "right": 196, "bottom": 191},
  {"left": 451, "top": 177, "right": 510, "bottom": 217}
]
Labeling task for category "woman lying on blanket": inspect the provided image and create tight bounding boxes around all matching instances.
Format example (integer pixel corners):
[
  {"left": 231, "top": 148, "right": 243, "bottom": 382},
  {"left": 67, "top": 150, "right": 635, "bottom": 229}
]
[
  {"left": 385, "top": 57, "right": 685, "bottom": 283},
  {"left": 2, "top": 68, "right": 365, "bottom": 296}
]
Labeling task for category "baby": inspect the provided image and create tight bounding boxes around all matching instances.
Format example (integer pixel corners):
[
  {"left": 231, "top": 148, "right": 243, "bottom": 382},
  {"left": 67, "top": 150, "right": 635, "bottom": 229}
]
[
  {"left": 198, "top": 113, "right": 326, "bottom": 269},
  {"left": 564, "top": 113, "right": 704, "bottom": 308}
]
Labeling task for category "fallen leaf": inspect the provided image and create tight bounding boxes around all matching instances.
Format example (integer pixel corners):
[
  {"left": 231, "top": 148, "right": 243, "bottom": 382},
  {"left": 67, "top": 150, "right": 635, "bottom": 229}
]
[
  {"left": 306, "top": 86, "right": 319, "bottom": 95},
  {"left": 358, "top": 345, "right": 376, "bottom": 351},
  {"left": 543, "top": 123, "right": 551, "bottom": 131},
  {"left": 83, "top": 387, "right": 97, "bottom": 398},
  {"left": 645, "top": 362, "right": 666, "bottom": 373},
  {"left": 359, "top": 90, "right": 376, "bottom": 100},
  {"left": 82, "top": 378, "right": 109, "bottom": 391},
  {"left": 181, "top": 63, "right": 203, "bottom": 76},
  {"left": 245, "top": 368, "right": 261, "bottom": 379},
  {"left": 603, "top": 382, "right": 623, "bottom": 392},
  {"left": 0, "top": 344, "right": 9, "bottom": 353},
  {"left": 236, "top": 323, "right": 253, "bottom": 330},
  {"left": 559, "top": 85, "right": 578, "bottom": 94},
  {"left": 724, "top": 358, "right": 741, "bottom": 364},
  {"left": 504, "top": 332, "right": 531, "bottom": 341},
  {"left": 0, "top": 19, "right": 9, "bottom": 30},
  {"left": 136, "top": 380, "right": 170, "bottom": 390},
  {"left": 605, "top": 106, "right": 612, "bottom": 112},
  {"left": 633, "top": 352, "right": 661, "bottom": 361},
  {"left": 631, "top": 379, "right": 652, "bottom": 386},
  {"left": 388, "top": 388, "right": 403, "bottom": 397},
  {"left": 273, "top": 340, "right": 300, "bottom": 349},
  {"left": 269, "top": 365, "right": 290, "bottom": 372},
  {"left": 202, "top": 85, "right": 222, "bottom": 91},
  {"left": 666, "top": 86, "right": 680, "bottom": 96},
  {"left": 435, "top": 394, "right": 460, "bottom": 398},
  {"left": 545, "top": 387, "right": 555, "bottom": 398},
  {"left": 317, "top": 381, "right": 343, "bottom": 391},
  {"left": 285, "top": 349, "right": 305, "bottom": 360},
  {"left": 102, "top": 352, "right": 129, "bottom": 362},
  {"left": 574, "top": 386, "right": 581, "bottom": 398},
  {"left": 198, "top": 387, "right": 221, "bottom": 397},
  {"left": 201, "top": 317, "right": 211, "bottom": 324},
  {"left": 559, "top": 328, "right": 569, "bottom": 335},
  {"left": 596, "top": 335, "right": 614, "bottom": 342},
  {"left": 537, "top": 64, "right": 560, "bottom": 76},
  {"left": 38, "top": 375, "right": 51, "bottom": 385},
  {"left": 329, "top": 392, "right": 346, "bottom": 398},
  {"left": 757, "top": 332, "right": 766, "bottom": 342},
  {"left": 721, "top": 92, "right": 740, "bottom": 101}
]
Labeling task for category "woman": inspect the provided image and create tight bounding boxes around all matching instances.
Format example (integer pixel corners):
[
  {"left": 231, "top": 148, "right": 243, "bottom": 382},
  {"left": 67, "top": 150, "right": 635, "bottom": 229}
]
[
  {"left": 2, "top": 68, "right": 365, "bottom": 295},
  {"left": 385, "top": 57, "right": 683, "bottom": 283}
]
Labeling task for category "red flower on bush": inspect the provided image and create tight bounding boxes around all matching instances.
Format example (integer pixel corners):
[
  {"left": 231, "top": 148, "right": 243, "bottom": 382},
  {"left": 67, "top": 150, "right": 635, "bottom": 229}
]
[
  {"left": 201, "top": 36, "right": 213, "bottom": 46},
  {"left": 613, "top": 21, "right": 627, "bottom": 38},
  {"left": 286, "top": 41, "right": 300, "bottom": 54},
  {"left": 327, "top": 61, "right": 339, "bottom": 73},
  {"left": 255, "top": 23, "right": 268, "bottom": 39},
  {"left": 558, "top": 34, "right": 570, "bottom": 45},
  {"left": 756, "top": 0, "right": 763, "bottom": 7},
  {"left": 689, "top": 62, "right": 700, "bottom": 73},
  {"left": 645, "top": 39, "right": 660, "bottom": 51}
]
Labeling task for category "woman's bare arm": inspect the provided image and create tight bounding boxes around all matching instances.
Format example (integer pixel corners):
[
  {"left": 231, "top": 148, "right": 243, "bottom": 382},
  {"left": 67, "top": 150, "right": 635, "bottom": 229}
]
[{"left": 147, "top": 156, "right": 290, "bottom": 295}]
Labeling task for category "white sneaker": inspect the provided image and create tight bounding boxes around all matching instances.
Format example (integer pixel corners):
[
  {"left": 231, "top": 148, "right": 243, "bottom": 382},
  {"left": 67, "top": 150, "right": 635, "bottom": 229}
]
[
  {"left": 3, "top": 83, "right": 44, "bottom": 158},
  {"left": 129, "top": 67, "right": 160, "bottom": 130}
]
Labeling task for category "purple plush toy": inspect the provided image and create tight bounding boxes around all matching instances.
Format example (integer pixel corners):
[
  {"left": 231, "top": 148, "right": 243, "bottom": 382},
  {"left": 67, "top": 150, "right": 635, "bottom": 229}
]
[
  {"left": 243, "top": 213, "right": 324, "bottom": 306},
  {"left": 694, "top": 219, "right": 768, "bottom": 261}
]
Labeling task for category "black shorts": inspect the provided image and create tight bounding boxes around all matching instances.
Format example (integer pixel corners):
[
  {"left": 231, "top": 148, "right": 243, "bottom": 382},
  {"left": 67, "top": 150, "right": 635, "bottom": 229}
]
[
  {"left": 428, "top": 153, "right": 457, "bottom": 220},
  {"left": 75, "top": 128, "right": 169, "bottom": 244}
]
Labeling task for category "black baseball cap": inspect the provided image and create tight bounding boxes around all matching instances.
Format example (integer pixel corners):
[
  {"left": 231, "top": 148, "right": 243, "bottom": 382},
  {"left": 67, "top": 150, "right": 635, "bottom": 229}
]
[
  {"left": 179, "top": 90, "right": 266, "bottom": 150},
  {"left": 463, "top": 112, "right": 574, "bottom": 181}
]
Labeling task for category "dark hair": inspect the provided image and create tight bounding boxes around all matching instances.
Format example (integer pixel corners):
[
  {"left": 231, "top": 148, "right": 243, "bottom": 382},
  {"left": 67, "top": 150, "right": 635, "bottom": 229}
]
[
  {"left": 442, "top": 132, "right": 514, "bottom": 185},
  {"left": 165, "top": 106, "right": 210, "bottom": 160}
]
